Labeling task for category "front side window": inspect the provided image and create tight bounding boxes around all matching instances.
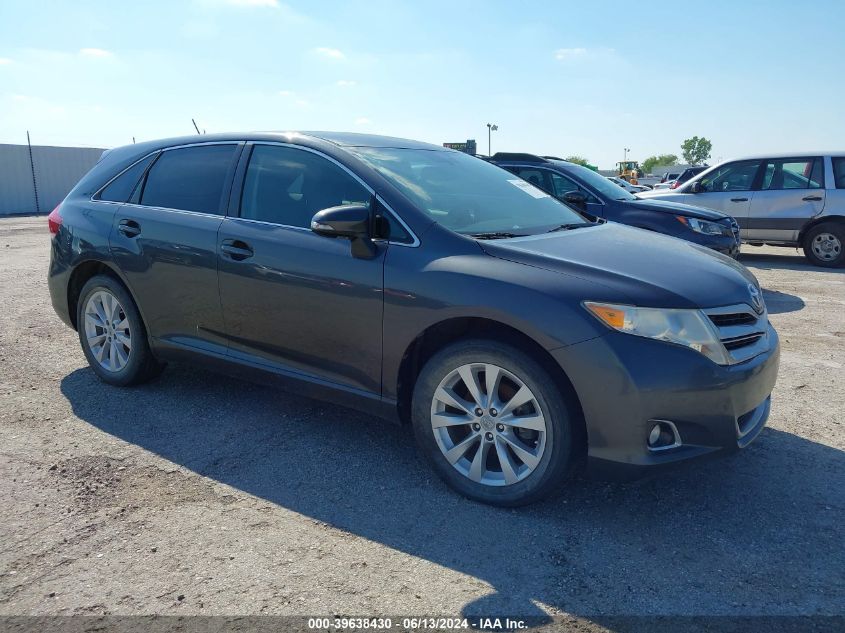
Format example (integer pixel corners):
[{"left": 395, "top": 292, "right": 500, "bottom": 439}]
[
  {"left": 240, "top": 145, "right": 370, "bottom": 228},
  {"left": 761, "top": 158, "right": 823, "bottom": 190},
  {"left": 349, "top": 148, "right": 588, "bottom": 236},
  {"left": 698, "top": 160, "right": 761, "bottom": 192},
  {"left": 833, "top": 158, "right": 845, "bottom": 189},
  {"left": 97, "top": 153, "right": 157, "bottom": 203},
  {"left": 140, "top": 144, "right": 237, "bottom": 214}
]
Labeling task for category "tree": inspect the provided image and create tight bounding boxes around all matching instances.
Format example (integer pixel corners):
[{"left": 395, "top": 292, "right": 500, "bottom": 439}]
[
  {"left": 642, "top": 154, "right": 678, "bottom": 175},
  {"left": 681, "top": 137, "right": 712, "bottom": 166},
  {"left": 564, "top": 155, "right": 590, "bottom": 167}
]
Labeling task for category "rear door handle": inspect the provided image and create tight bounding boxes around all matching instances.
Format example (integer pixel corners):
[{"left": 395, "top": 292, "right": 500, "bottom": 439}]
[
  {"left": 118, "top": 219, "right": 141, "bottom": 238},
  {"left": 802, "top": 195, "right": 823, "bottom": 201},
  {"left": 220, "top": 239, "right": 254, "bottom": 261},
  {"left": 730, "top": 197, "right": 749, "bottom": 202}
]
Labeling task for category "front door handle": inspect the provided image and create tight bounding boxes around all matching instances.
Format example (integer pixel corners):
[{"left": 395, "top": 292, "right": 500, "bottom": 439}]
[
  {"left": 802, "top": 195, "right": 823, "bottom": 201},
  {"left": 118, "top": 219, "right": 141, "bottom": 238},
  {"left": 730, "top": 197, "right": 749, "bottom": 202},
  {"left": 220, "top": 239, "right": 254, "bottom": 261}
]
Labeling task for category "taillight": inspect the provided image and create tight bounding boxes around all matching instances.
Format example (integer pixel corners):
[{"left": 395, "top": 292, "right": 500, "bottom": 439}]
[
  {"left": 48, "top": 205, "right": 63, "bottom": 236},
  {"left": 670, "top": 181, "right": 680, "bottom": 189}
]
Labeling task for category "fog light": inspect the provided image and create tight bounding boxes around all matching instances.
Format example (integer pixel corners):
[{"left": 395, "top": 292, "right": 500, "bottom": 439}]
[{"left": 647, "top": 420, "right": 681, "bottom": 451}]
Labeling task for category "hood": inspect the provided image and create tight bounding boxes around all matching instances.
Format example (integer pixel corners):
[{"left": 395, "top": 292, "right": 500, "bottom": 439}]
[
  {"left": 623, "top": 197, "right": 729, "bottom": 222},
  {"left": 479, "top": 222, "right": 759, "bottom": 309}
]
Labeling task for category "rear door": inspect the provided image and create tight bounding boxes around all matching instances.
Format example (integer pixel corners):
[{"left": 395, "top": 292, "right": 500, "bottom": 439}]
[
  {"left": 216, "top": 143, "right": 385, "bottom": 395},
  {"left": 746, "top": 157, "right": 825, "bottom": 243},
  {"left": 685, "top": 159, "right": 762, "bottom": 232},
  {"left": 109, "top": 143, "right": 242, "bottom": 355}
]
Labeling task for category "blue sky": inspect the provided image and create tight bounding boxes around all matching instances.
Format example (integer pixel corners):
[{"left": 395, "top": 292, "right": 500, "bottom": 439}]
[{"left": 1, "top": 0, "right": 843, "bottom": 169}]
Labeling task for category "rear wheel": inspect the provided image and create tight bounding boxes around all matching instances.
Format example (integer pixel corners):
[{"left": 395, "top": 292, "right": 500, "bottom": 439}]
[
  {"left": 76, "top": 275, "right": 163, "bottom": 386},
  {"left": 803, "top": 222, "right": 845, "bottom": 268},
  {"left": 411, "top": 340, "right": 576, "bottom": 506}
]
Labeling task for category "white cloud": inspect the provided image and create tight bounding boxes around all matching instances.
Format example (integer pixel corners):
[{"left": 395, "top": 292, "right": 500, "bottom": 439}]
[
  {"left": 554, "top": 47, "right": 587, "bottom": 61},
  {"left": 354, "top": 117, "right": 372, "bottom": 126},
  {"left": 315, "top": 47, "right": 345, "bottom": 60},
  {"left": 336, "top": 80, "right": 356, "bottom": 87},
  {"left": 79, "top": 48, "right": 114, "bottom": 58},
  {"left": 0, "top": 58, "right": 12, "bottom": 65},
  {"left": 295, "top": 99, "right": 310, "bottom": 108},
  {"left": 278, "top": 90, "right": 294, "bottom": 96},
  {"left": 223, "top": 0, "right": 278, "bottom": 6}
]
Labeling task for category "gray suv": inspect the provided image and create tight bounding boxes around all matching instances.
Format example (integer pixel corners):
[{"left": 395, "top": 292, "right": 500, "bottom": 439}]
[{"left": 638, "top": 154, "right": 845, "bottom": 267}]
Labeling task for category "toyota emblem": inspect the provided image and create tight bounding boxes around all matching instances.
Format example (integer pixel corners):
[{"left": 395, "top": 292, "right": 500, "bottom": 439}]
[{"left": 748, "top": 283, "right": 765, "bottom": 314}]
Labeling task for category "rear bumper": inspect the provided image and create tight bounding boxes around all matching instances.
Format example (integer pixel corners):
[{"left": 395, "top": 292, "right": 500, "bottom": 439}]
[{"left": 552, "top": 324, "right": 780, "bottom": 480}]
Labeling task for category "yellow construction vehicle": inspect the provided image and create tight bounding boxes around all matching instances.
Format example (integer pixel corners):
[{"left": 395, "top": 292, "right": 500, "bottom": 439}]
[{"left": 617, "top": 161, "right": 641, "bottom": 184}]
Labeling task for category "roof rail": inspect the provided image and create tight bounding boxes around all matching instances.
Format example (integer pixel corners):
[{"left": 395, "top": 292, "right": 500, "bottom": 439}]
[
  {"left": 542, "top": 155, "right": 564, "bottom": 160},
  {"left": 490, "top": 152, "right": 550, "bottom": 163}
]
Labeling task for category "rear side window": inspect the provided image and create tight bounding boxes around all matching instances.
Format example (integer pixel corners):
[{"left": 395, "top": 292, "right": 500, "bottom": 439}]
[
  {"left": 140, "top": 144, "right": 237, "bottom": 214},
  {"left": 97, "top": 154, "right": 157, "bottom": 202},
  {"left": 239, "top": 145, "right": 370, "bottom": 228},
  {"left": 761, "top": 158, "right": 824, "bottom": 190},
  {"left": 513, "top": 168, "right": 552, "bottom": 194},
  {"left": 833, "top": 158, "right": 845, "bottom": 189}
]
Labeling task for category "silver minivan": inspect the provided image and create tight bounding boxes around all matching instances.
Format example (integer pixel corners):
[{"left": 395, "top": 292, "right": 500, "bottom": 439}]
[{"left": 637, "top": 154, "right": 845, "bottom": 267}]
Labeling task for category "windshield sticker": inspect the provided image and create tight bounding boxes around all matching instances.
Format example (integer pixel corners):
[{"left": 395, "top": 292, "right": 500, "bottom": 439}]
[{"left": 507, "top": 179, "right": 550, "bottom": 199}]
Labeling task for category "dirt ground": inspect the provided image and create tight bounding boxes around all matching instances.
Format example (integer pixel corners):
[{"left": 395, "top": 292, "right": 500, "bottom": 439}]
[{"left": 0, "top": 215, "right": 843, "bottom": 623}]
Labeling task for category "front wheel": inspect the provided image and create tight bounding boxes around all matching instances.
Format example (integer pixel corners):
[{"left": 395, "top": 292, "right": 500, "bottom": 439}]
[
  {"left": 803, "top": 222, "right": 845, "bottom": 267},
  {"left": 411, "top": 340, "right": 577, "bottom": 506}
]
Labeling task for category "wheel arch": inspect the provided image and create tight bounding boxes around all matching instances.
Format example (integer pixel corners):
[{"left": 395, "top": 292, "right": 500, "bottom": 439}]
[
  {"left": 798, "top": 214, "right": 845, "bottom": 246},
  {"left": 395, "top": 316, "right": 587, "bottom": 456},
  {"left": 67, "top": 260, "right": 137, "bottom": 331}
]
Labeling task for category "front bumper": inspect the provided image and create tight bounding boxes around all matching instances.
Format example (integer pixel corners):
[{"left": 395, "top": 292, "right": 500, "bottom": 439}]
[{"left": 552, "top": 323, "right": 780, "bottom": 480}]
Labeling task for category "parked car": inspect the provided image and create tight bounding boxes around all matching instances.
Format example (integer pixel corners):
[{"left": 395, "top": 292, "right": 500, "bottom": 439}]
[
  {"left": 48, "top": 133, "right": 779, "bottom": 506},
  {"left": 488, "top": 153, "right": 740, "bottom": 257},
  {"left": 668, "top": 166, "right": 709, "bottom": 190},
  {"left": 606, "top": 176, "right": 651, "bottom": 193},
  {"left": 637, "top": 154, "right": 845, "bottom": 267}
]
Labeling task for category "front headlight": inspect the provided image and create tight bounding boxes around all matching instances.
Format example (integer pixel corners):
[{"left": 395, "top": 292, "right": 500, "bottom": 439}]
[
  {"left": 675, "top": 215, "right": 731, "bottom": 236},
  {"left": 584, "top": 302, "right": 730, "bottom": 365}
]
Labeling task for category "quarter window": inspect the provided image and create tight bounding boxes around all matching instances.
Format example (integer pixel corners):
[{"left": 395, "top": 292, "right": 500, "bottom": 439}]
[
  {"left": 97, "top": 153, "right": 157, "bottom": 203},
  {"left": 240, "top": 145, "right": 370, "bottom": 228},
  {"left": 698, "top": 160, "right": 761, "bottom": 192},
  {"left": 761, "top": 158, "right": 824, "bottom": 190},
  {"left": 833, "top": 158, "right": 845, "bottom": 189},
  {"left": 140, "top": 144, "right": 237, "bottom": 214}
]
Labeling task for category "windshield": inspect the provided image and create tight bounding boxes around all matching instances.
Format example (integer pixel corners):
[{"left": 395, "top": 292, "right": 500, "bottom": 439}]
[
  {"left": 558, "top": 162, "right": 636, "bottom": 201},
  {"left": 349, "top": 147, "right": 589, "bottom": 236}
]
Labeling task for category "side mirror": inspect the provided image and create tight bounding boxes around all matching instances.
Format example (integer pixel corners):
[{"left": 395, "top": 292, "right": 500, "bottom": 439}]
[
  {"left": 562, "top": 191, "right": 587, "bottom": 208},
  {"left": 311, "top": 204, "right": 377, "bottom": 259},
  {"left": 689, "top": 181, "right": 703, "bottom": 193}
]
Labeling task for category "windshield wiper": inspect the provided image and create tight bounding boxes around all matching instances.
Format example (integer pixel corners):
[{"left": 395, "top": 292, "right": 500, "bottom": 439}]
[
  {"left": 469, "top": 231, "right": 521, "bottom": 240},
  {"left": 546, "top": 223, "right": 593, "bottom": 233}
]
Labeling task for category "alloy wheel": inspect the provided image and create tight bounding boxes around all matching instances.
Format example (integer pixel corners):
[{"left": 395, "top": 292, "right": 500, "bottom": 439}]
[
  {"left": 83, "top": 290, "right": 131, "bottom": 372},
  {"left": 430, "top": 362, "right": 547, "bottom": 486}
]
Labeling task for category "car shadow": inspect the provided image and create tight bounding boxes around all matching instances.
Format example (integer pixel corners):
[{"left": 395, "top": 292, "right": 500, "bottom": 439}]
[
  {"left": 60, "top": 366, "right": 845, "bottom": 621},
  {"left": 761, "top": 288, "right": 805, "bottom": 315},
  {"left": 739, "top": 250, "right": 845, "bottom": 275}
]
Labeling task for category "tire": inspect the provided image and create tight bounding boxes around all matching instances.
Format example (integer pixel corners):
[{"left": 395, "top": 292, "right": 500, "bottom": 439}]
[
  {"left": 411, "top": 340, "right": 577, "bottom": 506},
  {"left": 76, "top": 274, "right": 164, "bottom": 386},
  {"left": 803, "top": 222, "right": 845, "bottom": 268}
]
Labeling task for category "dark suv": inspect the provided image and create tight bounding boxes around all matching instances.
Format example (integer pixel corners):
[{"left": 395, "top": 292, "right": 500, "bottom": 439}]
[
  {"left": 490, "top": 154, "right": 739, "bottom": 257},
  {"left": 48, "top": 132, "right": 779, "bottom": 506}
]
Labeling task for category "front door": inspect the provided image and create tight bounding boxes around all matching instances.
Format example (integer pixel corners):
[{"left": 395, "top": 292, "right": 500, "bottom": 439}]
[
  {"left": 217, "top": 143, "right": 385, "bottom": 395},
  {"left": 746, "top": 157, "right": 826, "bottom": 243},
  {"left": 687, "top": 160, "right": 763, "bottom": 237}
]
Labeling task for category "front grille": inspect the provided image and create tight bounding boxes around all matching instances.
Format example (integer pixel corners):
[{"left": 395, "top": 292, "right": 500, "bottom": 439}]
[
  {"left": 729, "top": 218, "right": 740, "bottom": 237},
  {"left": 709, "top": 312, "right": 757, "bottom": 327},
  {"left": 703, "top": 304, "right": 769, "bottom": 364}
]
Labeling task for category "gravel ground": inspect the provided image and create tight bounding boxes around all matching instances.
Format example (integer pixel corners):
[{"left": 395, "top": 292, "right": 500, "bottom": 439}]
[{"left": 0, "top": 215, "right": 843, "bottom": 622}]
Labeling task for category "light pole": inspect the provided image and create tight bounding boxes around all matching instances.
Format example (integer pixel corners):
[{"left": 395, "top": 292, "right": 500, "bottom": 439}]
[
  {"left": 487, "top": 123, "right": 498, "bottom": 156},
  {"left": 624, "top": 147, "right": 630, "bottom": 162}
]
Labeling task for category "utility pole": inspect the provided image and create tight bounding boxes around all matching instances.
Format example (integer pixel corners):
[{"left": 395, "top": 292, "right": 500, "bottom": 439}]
[
  {"left": 26, "top": 131, "right": 40, "bottom": 214},
  {"left": 486, "top": 123, "right": 498, "bottom": 156}
]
